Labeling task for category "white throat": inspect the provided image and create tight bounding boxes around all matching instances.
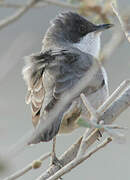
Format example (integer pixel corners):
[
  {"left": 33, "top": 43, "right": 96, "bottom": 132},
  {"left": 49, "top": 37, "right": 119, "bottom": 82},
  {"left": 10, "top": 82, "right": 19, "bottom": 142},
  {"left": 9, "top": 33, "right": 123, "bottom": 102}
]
[{"left": 73, "top": 32, "right": 101, "bottom": 58}]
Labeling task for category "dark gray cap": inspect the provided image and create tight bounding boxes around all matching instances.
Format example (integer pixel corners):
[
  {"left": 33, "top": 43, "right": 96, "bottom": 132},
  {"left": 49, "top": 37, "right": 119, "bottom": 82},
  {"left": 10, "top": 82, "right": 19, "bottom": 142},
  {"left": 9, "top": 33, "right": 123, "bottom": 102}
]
[{"left": 45, "top": 11, "right": 113, "bottom": 43}]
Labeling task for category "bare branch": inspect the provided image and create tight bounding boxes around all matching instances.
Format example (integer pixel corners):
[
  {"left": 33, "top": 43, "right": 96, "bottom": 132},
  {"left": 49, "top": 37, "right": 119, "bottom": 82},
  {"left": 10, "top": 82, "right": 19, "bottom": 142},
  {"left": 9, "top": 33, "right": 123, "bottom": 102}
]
[
  {"left": 77, "top": 93, "right": 100, "bottom": 158},
  {"left": 111, "top": 3, "right": 130, "bottom": 42},
  {"left": 80, "top": 93, "right": 97, "bottom": 117},
  {"left": 4, "top": 153, "right": 51, "bottom": 180},
  {"left": 36, "top": 138, "right": 112, "bottom": 180},
  {"left": 0, "top": 0, "right": 39, "bottom": 31}
]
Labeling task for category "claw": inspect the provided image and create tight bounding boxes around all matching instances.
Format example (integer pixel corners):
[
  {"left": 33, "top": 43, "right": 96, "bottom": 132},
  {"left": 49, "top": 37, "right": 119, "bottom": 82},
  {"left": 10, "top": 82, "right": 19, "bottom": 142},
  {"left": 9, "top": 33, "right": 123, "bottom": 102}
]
[
  {"left": 97, "top": 130, "right": 102, "bottom": 141},
  {"left": 51, "top": 154, "right": 63, "bottom": 168}
]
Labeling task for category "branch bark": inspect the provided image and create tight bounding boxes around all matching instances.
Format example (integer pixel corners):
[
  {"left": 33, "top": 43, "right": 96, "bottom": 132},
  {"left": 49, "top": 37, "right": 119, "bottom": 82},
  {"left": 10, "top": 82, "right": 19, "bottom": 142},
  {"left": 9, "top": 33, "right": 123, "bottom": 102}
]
[{"left": 37, "top": 138, "right": 112, "bottom": 180}]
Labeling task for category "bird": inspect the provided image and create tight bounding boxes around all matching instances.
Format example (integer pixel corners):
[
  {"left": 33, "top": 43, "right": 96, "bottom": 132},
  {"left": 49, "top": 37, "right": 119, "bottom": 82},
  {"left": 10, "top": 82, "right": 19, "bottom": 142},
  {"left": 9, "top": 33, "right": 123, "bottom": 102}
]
[{"left": 22, "top": 11, "right": 113, "bottom": 166}]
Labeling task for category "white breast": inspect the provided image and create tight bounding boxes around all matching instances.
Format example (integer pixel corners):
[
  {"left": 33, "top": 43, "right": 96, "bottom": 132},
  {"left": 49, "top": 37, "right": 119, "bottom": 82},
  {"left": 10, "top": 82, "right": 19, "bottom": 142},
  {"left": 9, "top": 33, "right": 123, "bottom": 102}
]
[{"left": 73, "top": 32, "right": 101, "bottom": 59}]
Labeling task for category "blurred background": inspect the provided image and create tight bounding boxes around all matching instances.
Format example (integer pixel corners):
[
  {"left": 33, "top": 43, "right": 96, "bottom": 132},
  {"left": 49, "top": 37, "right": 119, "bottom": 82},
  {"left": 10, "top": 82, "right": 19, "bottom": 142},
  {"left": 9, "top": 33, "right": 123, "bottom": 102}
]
[{"left": 0, "top": 0, "right": 130, "bottom": 179}]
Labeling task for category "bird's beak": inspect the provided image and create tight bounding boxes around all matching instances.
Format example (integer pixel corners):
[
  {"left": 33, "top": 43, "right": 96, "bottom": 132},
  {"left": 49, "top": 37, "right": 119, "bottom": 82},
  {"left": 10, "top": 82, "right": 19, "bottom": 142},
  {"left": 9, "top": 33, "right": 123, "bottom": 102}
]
[{"left": 96, "top": 24, "right": 114, "bottom": 32}]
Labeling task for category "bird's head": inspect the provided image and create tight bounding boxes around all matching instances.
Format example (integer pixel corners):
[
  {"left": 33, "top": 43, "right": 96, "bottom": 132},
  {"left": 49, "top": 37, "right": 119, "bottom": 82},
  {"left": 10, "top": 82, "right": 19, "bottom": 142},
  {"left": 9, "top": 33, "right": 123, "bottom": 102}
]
[{"left": 43, "top": 11, "right": 113, "bottom": 57}]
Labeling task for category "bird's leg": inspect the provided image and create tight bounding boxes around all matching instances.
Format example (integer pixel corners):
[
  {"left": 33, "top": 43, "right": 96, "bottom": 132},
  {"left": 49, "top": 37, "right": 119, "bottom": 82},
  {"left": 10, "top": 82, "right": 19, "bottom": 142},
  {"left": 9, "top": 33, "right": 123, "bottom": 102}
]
[
  {"left": 51, "top": 136, "right": 63, "bottom": 168},
  {"left": 51, "top": 136, "right": 56, "bottom": 163},
  {"left": 97, "top": 130, "right": 103, "bottom": 141}
]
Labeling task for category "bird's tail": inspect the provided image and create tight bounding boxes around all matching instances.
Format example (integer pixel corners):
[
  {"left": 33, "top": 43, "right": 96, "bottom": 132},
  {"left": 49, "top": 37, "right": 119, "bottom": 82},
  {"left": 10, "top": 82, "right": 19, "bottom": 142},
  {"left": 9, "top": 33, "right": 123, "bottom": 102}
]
[{"left": 27, "top": 104, "right": 69, "bottom": 144}]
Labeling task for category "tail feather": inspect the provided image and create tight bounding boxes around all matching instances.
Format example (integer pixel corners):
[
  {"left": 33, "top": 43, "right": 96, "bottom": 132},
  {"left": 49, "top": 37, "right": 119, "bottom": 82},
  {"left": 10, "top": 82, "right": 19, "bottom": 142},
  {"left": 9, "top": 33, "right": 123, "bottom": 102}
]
[{"left": 29, "top": 102, "right": 70, "bottom": 144}]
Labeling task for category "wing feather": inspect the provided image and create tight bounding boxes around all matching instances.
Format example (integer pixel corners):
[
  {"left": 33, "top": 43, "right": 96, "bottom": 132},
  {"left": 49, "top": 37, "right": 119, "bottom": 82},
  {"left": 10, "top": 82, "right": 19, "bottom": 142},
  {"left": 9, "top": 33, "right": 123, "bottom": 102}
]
[
  {"left": 23, "top": 48, "right": 107, "bottom": 142},
  {"left": 22, "top": 52, "right": 48, "bottom": 127},
  {"left": 34, "top": 49, "right": 107, "bottom": 142}
]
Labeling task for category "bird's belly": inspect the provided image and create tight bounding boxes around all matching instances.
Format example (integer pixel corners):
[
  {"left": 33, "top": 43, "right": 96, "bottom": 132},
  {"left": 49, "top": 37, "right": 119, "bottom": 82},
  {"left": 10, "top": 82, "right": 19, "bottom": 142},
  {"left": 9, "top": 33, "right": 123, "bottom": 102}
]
[
  {"left": 58, "top": 100, "right": 81, "bottom": 134},
  {"left": 86, "top": 85, "right": 108, "bottom": 109},
  {"left": 59, "top": 85, "right": 108, "bottom": 134}
]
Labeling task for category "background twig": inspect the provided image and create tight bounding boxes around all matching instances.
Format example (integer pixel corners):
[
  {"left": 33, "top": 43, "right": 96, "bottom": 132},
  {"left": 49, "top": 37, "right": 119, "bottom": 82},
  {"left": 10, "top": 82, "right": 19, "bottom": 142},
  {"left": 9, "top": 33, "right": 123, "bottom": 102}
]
[
  {"left": 0, "top": 0, "right": 39, "bottom": 31},
  {"left": 4, "top": 153, "right": 51, "bottom": 180},
  {"left": 111, "top": 3, "right": 130, "bottom": 42}
]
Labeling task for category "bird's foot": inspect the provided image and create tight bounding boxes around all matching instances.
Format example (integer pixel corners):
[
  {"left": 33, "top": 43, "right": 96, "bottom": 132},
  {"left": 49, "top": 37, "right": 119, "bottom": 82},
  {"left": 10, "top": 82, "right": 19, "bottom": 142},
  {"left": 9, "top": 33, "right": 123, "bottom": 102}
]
[
  {"left": 51, "top": 154, "right": 63, "bottom": 168},
  {"left": 49, "top": 154, "right": 63, "bottom": 180},
  {"left": 97, "top": 130, "right": 102, "bottom": 141}
]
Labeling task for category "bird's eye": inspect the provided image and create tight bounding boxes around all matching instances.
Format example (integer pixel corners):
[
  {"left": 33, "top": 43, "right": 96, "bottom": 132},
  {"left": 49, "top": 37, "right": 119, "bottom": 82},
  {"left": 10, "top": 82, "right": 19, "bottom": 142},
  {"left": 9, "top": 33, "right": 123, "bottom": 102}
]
[{"left": 80, "top": 25, "right": 86, "bottom": 34}]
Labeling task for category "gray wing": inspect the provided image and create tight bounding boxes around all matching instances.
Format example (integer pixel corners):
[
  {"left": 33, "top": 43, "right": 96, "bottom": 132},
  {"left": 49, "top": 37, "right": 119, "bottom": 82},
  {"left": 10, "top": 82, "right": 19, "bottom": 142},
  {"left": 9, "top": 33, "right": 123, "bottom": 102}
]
[
  {"left": 22, "top": 52, "right": 51, "bottom": 127},
  {"left": 31, "top": 48, "right": 106, "bottom": 143}
]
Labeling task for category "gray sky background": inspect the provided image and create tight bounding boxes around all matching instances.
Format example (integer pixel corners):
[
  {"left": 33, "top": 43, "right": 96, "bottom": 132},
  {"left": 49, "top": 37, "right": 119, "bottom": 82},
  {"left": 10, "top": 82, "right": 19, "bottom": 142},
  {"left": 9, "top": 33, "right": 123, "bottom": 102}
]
[{"left": 0, "top": 0, "right": 130, "bottom": 180}]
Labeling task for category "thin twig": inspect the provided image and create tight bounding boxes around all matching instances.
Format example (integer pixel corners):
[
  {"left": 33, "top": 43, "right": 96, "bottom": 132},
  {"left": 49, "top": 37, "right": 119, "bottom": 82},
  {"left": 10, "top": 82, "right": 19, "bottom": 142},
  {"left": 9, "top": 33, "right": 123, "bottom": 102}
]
[
  {"left": 0, "top": 0, "right": 39, "bottom": 31},
  {"left": 97, "top": 80, "right": 130, "bottom": 115},
  {"left": 37, "top": 138, "right": 112, "bottom": 180},
  {"left": 77, "top": 93, "right": 99, "bottom": 158},
  {"left": 79, "top": 93, "right": 98, "bottom": 122},
  {"left": 80, "top": 93, "right": 99, "bottom": 119},
  {"left": 76, "top": 128, "right": 93, "bottom": 158},
  {"left": 111, "top": 3, "right": 130, "bottom": 42},
  {"left": 4, "top": 153, "right": 51, "bottom": 180},
  {"left": 0, "top": 2, "right": 46, "bottom": 8},
  {"left": 0, "top": 0, "right": 79, "bottom": 9}
]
